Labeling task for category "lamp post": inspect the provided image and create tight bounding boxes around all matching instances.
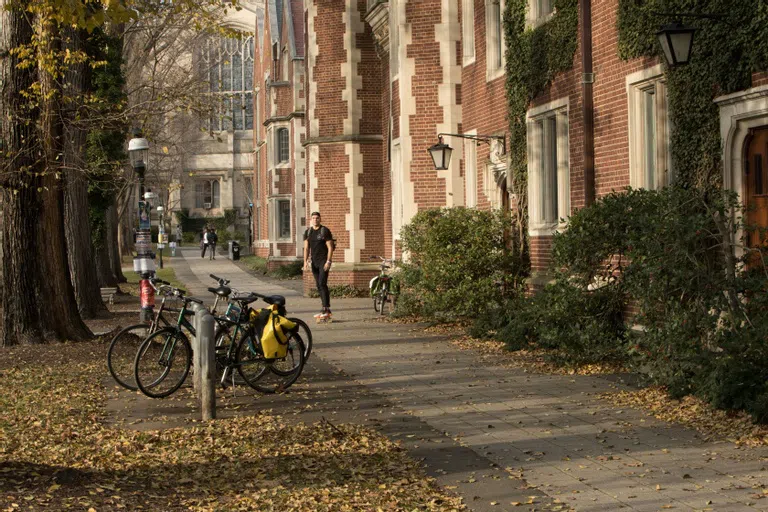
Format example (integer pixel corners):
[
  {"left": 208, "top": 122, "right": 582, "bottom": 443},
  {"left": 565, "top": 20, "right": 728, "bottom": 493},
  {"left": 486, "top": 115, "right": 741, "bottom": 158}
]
[
  {"left": 157, "top": 205, "right": 165, "bottom": 270},
  {"left": 248, "top": 202, "right": 253, "bottom": 250},
  {"left": 128, "top": 130, "right": 155, "bottom": 323},
  {"left": 427, "top": 132, "right": 506, "bottom": 171}
]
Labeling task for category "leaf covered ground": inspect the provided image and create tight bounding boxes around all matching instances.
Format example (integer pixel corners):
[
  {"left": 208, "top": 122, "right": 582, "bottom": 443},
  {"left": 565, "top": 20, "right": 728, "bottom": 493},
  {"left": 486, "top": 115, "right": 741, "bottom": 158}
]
[
  {"left": 599, "top": 387, "right": 768, "bottom": 448},
  {"left": 0, "top": 343, "right": 464, "bottom": 511}
]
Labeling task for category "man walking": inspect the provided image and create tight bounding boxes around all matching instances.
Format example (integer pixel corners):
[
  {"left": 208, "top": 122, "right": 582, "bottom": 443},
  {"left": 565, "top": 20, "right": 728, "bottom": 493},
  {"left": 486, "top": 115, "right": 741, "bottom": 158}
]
[
  {"left": 201, "top": 227, "right": 209, "bottom": 259},
  {"left": 303, "top": 211, "right": 334, "bottom": 320},
  {"left": 208, "top": 228, "right": 218, "bottom": 260}
]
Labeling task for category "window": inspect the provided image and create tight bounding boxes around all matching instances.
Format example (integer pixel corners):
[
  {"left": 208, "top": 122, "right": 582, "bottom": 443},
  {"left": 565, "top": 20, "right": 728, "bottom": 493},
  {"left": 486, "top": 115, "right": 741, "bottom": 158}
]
[
  {"left": 462, "top": 0, "right": 475, "bottom": 65},
  {"left": 201, "top": 36, "right": 255, "bottom": 131},
  {"left": 276, "top": 128, "right": 290, "bottom": 164},
  {"left": 278, "top": 199, "right": 291, "bottom": 239},
  {"left": 195, "top": 179, "right": 221, "bottom": 208},
  {"left": 244, "top": 177, "right": 253, "bottom": 206},
  {"left": 464, "top": 134, "right": 478, "bottom": 207},
  {"left": 527, "top": 98, "right": 569, "bottom": 234},
  {"left": 486, "top": 0, "right": 505, "bottom": 79},
  {"left": 627, "top": 65, "right": 671, "bottom": 190},
  {"left": 528, "top": 0, "right": 554, "bottom": 27}
]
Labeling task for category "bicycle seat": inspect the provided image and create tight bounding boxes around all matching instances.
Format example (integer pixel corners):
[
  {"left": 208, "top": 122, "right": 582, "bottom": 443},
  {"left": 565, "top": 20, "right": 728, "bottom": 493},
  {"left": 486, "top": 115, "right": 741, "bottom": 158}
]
[
  {"left": 207, "top": 285, "right": 232, "bottom": 297},
  {"left": 262, "top": 295, "right": 286, "bottom": 307},
  {"left": 232, "top": 293, "right": 258, "bottom": 305}
]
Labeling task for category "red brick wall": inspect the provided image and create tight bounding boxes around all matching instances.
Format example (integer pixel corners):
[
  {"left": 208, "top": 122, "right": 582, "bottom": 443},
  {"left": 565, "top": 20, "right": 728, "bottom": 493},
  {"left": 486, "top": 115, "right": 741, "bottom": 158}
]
[
  {"left": 460, "top": 0, "right": 509, "bottom": 210},
  {"left": 406, "top": 0, "right": 448, "bottom": 211}
]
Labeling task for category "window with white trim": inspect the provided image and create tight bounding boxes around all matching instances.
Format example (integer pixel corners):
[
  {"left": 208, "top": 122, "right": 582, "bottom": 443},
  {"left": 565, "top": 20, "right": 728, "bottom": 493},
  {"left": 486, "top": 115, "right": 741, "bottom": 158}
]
[
  {"left": 195, "top": 179, "right": 221, "bottom": 209},
  {"left": 277, "top": 199, "right": 291, "bottom": 239},
  {"left": 485, "top": 0, "right": 505, "bottom": 80},
  {"left": 627, "top": 65, "right": 671, "bottom": 190},
  {"left": 528, "top": 0, "right": 554, "bottom": 27},
  {"left": 462, "top": 0, "right": 475, "bottom": 65},
  {"left": 527, "top": 99, "right": 569, "bottom": 234},
  {"left": 276, "top": 127, "right": 290, "bottom": 164},
  {"left": 464, "top": 135, "right": 478, "bottom": 207},
  {"left": 200, "top": 36, "right": 255, "bottom": 131}
]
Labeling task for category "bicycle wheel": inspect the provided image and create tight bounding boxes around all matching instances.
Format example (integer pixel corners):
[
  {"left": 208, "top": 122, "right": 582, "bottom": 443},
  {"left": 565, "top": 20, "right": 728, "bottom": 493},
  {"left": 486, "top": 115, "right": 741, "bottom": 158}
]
[
  {"left": 234, "top": 331, "right": 271, "bottom": 390},
  {"left": 288, "top": 317, "right": 313, "bottom": 360},
  {"left": 107, "top": 323, "right": 153, "bottom": 390},
  {"left": 134, "top": 328, "right": 192, "bottom": 399},
  {"left": 378, "top": 284, "right": 390, "bottom": 316},
  {"left": 238, "top": 332, "right": 305, "bottom": 394}
]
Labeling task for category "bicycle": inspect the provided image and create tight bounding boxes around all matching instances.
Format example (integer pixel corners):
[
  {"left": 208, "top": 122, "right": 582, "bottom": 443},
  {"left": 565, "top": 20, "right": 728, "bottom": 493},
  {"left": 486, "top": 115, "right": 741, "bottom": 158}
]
[
  {"left": 106, "top": 278, "right": 179, "bottom": 390},
  {"left": 133, "top": 289, "right": 202, "bottom": 398},
  {"left": 107, "top": 276, "right": 235, "bottom": 391},
  {"left": 212, "top": 291, "right": 307, "bottom": 394},
  {"left": 209, "top": 273, "right": 313, "bottom": 361},
  {"left": 369, "top": 256, "right": 398, "bottom": 316}
]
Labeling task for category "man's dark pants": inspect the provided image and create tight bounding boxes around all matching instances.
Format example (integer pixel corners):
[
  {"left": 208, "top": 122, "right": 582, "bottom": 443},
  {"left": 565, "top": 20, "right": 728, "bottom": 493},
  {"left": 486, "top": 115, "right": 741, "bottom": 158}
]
[
  {"left": 311, "top": 262, "right": 331, "bottom": 309},
  {"left": 201, "top": 243, "right": 208, "bottom": 258}
]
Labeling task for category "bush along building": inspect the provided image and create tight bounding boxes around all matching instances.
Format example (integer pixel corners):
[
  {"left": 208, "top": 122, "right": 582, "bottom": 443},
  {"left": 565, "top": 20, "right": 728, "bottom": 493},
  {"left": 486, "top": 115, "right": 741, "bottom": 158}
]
[{"left": 253, "top": 0, "right": 768, "bottom": 293}]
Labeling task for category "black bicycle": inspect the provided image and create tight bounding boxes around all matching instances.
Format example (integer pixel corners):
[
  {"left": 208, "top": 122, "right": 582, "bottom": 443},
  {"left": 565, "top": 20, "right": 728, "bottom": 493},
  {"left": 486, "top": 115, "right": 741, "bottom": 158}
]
[
  {"left": 133, "top": 289, "right": 202, "bottom": 398},
  {"left": 106, "top": 278, "right": 181, "bottom": 390}
]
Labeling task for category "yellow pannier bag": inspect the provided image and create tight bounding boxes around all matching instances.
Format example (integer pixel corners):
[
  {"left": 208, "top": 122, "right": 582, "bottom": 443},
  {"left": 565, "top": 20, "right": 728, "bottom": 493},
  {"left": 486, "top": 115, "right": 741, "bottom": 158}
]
[{"left": 250, "top": 304, "right": 297, "bottom": 359}]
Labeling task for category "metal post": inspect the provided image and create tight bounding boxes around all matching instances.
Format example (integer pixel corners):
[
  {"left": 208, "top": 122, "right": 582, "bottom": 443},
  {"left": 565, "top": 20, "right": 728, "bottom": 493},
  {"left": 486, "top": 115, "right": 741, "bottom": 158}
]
[{"left": 191, "top": 304, "right": 202, "bottom": 394}]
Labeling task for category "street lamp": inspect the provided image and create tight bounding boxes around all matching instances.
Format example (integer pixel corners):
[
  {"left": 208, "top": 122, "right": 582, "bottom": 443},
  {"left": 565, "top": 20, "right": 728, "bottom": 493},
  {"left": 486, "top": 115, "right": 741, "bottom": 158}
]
[
  {"left": 428, "top": 132, "right": 506, "bottom": 171},
  {"left": 128, "top": 130, "right": 155, "bottom": 322},
  {"left": 652, "top": 12, "right": 728, "bottom": 68},
  {"left": 656, "top": 22, "right": 695, "bottom": 67}
]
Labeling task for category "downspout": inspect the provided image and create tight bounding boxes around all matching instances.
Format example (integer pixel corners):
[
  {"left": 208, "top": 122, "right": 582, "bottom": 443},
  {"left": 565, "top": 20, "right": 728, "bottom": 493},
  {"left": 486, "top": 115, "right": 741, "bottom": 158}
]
[{"left": 580, "top": 0, "right": 595, "bottom": 205}]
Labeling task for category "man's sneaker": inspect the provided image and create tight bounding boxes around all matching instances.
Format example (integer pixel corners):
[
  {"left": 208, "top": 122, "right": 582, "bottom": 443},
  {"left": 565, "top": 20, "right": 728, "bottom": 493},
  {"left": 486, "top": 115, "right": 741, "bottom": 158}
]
[
  {"left": 313, "top": 312, "right": 325, "bottom": 318},
  {"left": 319, "top": 312, "right": 331, "bottom": 320}
]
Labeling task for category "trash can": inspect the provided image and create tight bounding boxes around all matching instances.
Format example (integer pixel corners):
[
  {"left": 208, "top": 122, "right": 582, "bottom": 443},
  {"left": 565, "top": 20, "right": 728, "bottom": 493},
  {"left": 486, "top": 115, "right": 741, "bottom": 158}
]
[{"left": 229, "top": 240, "right": 240, "bottom": 261}]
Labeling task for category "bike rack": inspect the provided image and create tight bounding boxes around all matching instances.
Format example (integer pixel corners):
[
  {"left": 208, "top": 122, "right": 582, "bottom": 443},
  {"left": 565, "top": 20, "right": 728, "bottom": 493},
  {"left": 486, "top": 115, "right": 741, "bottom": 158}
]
[{"left": 188, "top": 302, "right": 216, "bottom": 421}]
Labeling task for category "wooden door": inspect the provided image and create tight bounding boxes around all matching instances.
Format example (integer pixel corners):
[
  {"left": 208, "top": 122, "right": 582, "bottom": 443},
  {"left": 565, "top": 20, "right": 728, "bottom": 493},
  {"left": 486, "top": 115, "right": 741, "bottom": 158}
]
[{"left": 745, "top": 127, "right": 768, "bottom": 249}]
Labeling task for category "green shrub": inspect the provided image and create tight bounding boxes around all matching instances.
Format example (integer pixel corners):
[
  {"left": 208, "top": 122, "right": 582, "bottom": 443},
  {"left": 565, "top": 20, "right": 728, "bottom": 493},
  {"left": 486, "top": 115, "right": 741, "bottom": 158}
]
[
  {"left": 269, "top": 261, "right": 303, "bottom": 279},
  {"left": 182, "top": 232, "right": 196, "bottom": 244},
  {"left": 307, "top": 284, "right": 367, "bottom": 299},
  {"left": 397, "top": 207, "right": 526, "bottom": 321},
  {"left": 241, "top": 255, "right": 268, "bottom": 274}
]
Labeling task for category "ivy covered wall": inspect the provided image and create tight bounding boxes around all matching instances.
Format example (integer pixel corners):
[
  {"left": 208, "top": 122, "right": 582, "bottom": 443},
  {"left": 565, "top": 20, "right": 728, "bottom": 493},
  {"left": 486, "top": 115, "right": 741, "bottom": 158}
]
[{"left": 617, "top": 0, "right": 768, "bottom": 190}]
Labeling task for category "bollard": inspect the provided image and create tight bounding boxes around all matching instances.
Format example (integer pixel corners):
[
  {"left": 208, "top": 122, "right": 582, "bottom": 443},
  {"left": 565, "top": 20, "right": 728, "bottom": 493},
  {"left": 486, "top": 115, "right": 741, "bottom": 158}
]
[
  {"left": 198, "top": 313, "right": 216, "bottom": 421},
  {"left": 189, "top": 302, "right": 216, "bottom": 420},
  {"left": 191, "top": 304, "right": 203, "bottom": 394}
]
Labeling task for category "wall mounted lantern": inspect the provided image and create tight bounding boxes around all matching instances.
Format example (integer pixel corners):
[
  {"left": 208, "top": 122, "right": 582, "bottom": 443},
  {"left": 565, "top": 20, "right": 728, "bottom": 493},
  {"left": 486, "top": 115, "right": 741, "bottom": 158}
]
[{"left": 428, "top": 133, "right": 506, "bottom": 170}]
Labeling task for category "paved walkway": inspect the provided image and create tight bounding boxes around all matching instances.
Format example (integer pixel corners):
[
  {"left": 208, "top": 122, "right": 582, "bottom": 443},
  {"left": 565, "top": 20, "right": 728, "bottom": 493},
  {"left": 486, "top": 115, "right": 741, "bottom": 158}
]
[{"left": 172, "top": 249, "right": 768, "bottom": 511}]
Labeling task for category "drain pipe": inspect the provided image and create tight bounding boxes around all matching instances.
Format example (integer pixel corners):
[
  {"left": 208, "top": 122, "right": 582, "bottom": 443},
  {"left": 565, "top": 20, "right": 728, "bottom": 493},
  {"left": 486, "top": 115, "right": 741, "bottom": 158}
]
[{"left": 581, "top": 0, "right": 595, "bottom": 205}]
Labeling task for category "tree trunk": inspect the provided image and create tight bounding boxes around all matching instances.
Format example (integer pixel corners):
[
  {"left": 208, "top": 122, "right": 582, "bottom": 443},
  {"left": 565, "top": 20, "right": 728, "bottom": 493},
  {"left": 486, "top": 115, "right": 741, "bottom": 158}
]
[
  {"left": 0, "top": 5, "right": 91, "bottom": 345},
  {"left": 95, "top": 204, "right": 126, "bottom": 287},
  {"left": 108, "top": 204, "right": 127, "bottom": 283},
  {"left": 62, "top": 26, "right": 109, "bottom": 318}
]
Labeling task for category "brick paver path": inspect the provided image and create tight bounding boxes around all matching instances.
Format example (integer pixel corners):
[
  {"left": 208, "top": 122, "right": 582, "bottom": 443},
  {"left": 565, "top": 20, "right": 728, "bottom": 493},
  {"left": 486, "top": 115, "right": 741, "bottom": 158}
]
[{"left": 178, "top": 248, "right": 768, "bottom": 511}]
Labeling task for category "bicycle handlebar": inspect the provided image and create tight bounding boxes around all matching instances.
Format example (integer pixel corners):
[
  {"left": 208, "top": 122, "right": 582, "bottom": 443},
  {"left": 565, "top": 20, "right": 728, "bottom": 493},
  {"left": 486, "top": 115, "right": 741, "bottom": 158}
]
[{"left": 209, "top": 273, "right": 230, "bottom": 285}]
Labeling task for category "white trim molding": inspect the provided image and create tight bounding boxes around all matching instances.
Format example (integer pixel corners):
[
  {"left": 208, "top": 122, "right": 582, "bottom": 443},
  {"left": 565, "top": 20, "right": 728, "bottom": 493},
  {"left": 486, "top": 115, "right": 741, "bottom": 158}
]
[
  {"left": 527, "top": 97, "right": 570, "bottom": 237},
  {"left": 485, "top": 0, "right": 505, "bottom": 82},
  {"left": 626, "top": 64, "right": 671, "bottom": 190},
  {"left": 715, "top": 84, "right": 768, "bottom": 258}
]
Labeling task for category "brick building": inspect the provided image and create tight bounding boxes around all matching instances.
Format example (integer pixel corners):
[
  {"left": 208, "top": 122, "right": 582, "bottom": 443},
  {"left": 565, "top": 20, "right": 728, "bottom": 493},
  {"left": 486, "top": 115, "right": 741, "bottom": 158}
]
[
  {"left": 252, "top": 0, "right": 307, "bottom": 269},
  {"left": 256, "top": 0, "right": 768, "bottom": 290}
]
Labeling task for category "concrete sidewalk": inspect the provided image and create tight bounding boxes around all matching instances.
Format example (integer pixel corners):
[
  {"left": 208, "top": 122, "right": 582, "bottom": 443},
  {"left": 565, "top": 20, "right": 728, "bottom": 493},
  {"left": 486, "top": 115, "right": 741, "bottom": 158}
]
[{"left": 175, "top": 249, "right": 768, "bottom": 511}]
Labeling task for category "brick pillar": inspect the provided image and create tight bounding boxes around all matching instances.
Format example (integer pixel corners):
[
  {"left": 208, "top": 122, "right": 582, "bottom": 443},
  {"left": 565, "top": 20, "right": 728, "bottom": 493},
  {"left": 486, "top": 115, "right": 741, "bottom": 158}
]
[{"left": 305, "top": 0, "right": 384, "bottom": 294}]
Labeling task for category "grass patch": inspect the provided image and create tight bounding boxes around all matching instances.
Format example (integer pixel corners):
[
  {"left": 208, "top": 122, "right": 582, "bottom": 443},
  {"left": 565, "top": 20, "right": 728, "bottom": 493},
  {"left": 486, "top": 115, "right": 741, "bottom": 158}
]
[
  {"left": 124, "top": 266, "right": 186, "bottom": 296},
  {"left": 0, "top": 345, "right": 464, "bottom": 511},
  {"left": 240, "top": 255, "right": 268, "bottom": 274}
]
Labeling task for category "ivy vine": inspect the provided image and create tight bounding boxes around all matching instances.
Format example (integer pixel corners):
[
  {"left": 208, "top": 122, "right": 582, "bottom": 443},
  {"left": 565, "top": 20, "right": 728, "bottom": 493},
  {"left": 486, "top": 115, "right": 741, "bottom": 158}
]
[
  {"left": 503, "top": 0, "right": 578, "bottom": 261},
  {"left": 617, "top": 0, "right": 768, "bottom": 190}
]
